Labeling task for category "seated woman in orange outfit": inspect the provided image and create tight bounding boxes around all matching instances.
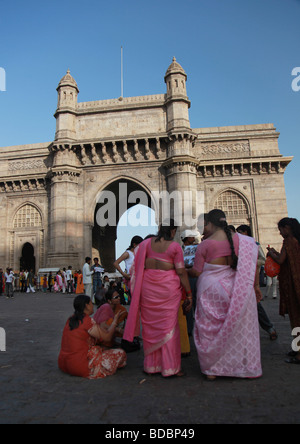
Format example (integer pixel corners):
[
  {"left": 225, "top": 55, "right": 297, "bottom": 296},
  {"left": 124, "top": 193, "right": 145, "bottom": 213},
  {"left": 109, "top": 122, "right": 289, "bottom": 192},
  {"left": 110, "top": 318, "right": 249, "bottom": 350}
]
[{"left": 58, "top": 295, "right": 127, "bottom": 379}]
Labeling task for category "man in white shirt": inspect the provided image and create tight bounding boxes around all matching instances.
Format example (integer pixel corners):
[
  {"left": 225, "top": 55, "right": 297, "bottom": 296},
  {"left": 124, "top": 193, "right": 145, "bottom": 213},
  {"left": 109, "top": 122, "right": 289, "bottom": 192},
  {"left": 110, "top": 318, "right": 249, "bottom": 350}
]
[
  {"left": 65, "top": 266, "right": 73, "bottom": 293},
  {"left": 83, "top": 257, "right": 94, "bottom": 301},
  {"left": 5, "top": 268, "right": 14, "bottom": 299}
]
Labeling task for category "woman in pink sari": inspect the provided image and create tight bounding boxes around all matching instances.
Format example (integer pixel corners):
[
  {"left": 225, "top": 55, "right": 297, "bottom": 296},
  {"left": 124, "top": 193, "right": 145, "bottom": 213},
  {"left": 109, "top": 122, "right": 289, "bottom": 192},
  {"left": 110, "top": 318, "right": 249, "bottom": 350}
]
[
  {"left": 190, "top": 209, "right": 262, "bottom": 380},
  {"left": 123, "top": 220, "right": 192, "bottom": 377}
]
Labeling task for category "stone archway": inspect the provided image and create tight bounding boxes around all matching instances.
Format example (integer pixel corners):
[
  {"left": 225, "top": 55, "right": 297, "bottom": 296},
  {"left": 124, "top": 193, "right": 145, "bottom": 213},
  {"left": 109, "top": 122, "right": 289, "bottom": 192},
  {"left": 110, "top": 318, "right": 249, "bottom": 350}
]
[
  {"left": 92, "top": 178, "right": 153, "bottom": 272},
  {"left": 20, "top": 242, "right": 36, "bottom": 273},
  {"left": 11, "top": 203, "right": 44, "bottom": 271}
]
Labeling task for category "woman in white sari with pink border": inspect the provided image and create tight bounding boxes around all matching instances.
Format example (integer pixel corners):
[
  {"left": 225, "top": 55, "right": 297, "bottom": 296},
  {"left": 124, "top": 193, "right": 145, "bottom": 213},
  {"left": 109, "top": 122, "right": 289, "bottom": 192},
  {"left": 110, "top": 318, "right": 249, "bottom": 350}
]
[{"left": 190, "top": 210, "right": 262, "bottom": 380}]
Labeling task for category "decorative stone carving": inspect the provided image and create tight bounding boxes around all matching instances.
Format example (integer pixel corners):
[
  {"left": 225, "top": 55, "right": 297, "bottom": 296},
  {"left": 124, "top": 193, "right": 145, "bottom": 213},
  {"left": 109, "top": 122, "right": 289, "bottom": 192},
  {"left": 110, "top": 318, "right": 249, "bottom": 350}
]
[
  {"left": 112, "top": 142, "right": 119, "bottom": 163},
  {"left": 197, "top": 160, "right": 290, "bottom": 178},
  {"left": 0, "top": 178, "right": 47, "bottom": 193},
  {"left": 201, "top": 141, "right": 250, "bottom": 156},
  {"left": 122, "top": 140, "right": 129, "bottom": 162},
  {"left": 51, "top": 168, "right": 81, "bottom": 184},
  {"left": 91, "top": 144, "right": 98, "bottom": 165},
  {"left": 9, "top": 159, "right": 45, "bottom": 172}
]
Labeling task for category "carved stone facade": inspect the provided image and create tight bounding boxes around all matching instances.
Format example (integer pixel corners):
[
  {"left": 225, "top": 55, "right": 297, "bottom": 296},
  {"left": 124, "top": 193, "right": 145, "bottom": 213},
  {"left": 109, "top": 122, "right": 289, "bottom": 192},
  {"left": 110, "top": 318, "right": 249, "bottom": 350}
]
[{"left": 0, "top": 60, "right": 292, "bottom": 272}]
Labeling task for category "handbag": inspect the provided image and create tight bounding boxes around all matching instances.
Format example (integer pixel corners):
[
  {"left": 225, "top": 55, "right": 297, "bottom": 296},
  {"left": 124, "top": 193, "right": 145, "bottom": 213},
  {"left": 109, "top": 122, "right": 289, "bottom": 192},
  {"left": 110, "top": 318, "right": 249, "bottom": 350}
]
[{"left": 265, "top": 256, "right": 280, "bottom": 278}]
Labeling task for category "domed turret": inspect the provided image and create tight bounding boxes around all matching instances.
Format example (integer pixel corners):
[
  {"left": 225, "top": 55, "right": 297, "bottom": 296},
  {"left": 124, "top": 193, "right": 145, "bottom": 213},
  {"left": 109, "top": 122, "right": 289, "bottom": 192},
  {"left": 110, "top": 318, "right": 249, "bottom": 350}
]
[
  {"left": 57, "top": 69, "right": 79, "bottom": 92},
  {"left": 164, "top": 57, "right": 190, "bottom": 132},
  {"left": 56, "top": 69, "right": 79, "bottom": 110},
  {"left": 54, "top": 69, "right": 79, "bottom": 141},
  {"left": 165, "top": 57, "right": 187, "bottom": 79},
  {"left": 165, "top": 57, "right": 188, "bottom": 100}
]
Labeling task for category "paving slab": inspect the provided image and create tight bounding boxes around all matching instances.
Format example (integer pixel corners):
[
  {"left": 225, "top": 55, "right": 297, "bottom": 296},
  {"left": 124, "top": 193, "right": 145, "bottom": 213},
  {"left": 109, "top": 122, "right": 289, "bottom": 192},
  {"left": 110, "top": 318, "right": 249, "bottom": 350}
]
[{"left": 0, "top": 289, "right": 299, "bottom": 424}]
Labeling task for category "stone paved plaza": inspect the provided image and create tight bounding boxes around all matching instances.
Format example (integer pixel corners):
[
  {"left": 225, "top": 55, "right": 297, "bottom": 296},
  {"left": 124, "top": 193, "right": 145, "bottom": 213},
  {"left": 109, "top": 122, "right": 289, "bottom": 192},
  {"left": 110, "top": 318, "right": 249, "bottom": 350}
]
[{"left": 0, "top": 289, "right": 299, "bottom": 425}]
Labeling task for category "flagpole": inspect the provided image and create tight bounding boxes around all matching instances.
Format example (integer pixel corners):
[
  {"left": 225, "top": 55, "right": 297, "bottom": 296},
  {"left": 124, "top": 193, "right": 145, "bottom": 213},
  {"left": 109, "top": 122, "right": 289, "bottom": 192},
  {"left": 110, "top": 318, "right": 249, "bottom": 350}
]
[{"left": 121, "top": 46, "right": 124, "bottom": 98}]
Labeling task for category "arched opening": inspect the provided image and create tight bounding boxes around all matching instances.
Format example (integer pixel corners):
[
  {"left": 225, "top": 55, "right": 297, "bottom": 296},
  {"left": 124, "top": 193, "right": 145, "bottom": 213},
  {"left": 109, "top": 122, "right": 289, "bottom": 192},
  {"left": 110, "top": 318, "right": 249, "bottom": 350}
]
[
  {"left": 13, "top": 204, "right": 42, "bottom": 229},
  {"left": 116, "top": 205, "right": 158, "bottom": 271},
  {"left": 20, "top": 243, "right": 36, "bottom": 273},
  {"left": 93, "top": 179, "right": 156, "bottom": 272},
  {"left": 213, "top": 189, "right": 251, "bottom": 229}
]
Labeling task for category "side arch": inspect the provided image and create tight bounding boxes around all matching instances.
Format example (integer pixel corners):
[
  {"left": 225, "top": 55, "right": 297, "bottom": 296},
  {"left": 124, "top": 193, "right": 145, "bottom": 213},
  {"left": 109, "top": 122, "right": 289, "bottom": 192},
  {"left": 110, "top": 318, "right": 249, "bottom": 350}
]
[
  {"left": 211, "top": 188, "right": 252, "bottom": 229},
  {"left": 10, "top": 203, "right": 45, "bottom": 272}
]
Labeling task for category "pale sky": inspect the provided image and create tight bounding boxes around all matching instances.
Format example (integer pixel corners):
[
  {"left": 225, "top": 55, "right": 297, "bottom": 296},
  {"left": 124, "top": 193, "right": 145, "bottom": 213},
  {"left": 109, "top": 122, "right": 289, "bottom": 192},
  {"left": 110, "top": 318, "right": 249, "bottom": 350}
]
[{"left": 0, "top": 0, "right": 299, "bottom": 257}]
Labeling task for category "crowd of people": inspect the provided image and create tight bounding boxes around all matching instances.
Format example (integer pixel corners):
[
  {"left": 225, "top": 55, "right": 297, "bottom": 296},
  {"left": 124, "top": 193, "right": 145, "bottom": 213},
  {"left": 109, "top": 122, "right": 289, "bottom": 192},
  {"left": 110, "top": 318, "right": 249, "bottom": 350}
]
[
  {"left": 0, "top": 261, "right": 129, "bottom": 303},
  {"left": 57, "top": 211, "right": 300, "bottom": 381},
  {"left": 2, "top": 211, "right": 299, "bottom": 380}
]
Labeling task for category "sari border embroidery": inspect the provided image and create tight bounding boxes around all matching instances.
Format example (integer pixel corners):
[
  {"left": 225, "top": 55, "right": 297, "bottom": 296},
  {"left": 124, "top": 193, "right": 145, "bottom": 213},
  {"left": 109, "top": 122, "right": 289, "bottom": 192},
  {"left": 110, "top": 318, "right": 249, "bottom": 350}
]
[{"left": 144, "top": 327, "right": 176, "bottom": 357}]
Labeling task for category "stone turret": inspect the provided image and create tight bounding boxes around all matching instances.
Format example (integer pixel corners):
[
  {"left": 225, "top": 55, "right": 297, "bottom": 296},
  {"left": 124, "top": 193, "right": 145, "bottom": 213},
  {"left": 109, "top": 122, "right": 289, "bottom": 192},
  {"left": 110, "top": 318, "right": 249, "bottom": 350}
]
[
  {"left": 48, "top": 70, "right": 82, "bottom": 268},
  {"left": 164, "top": 57, "right": 191, "bottom": 132},
  {"left": 54, "top": 69, "right": 79, "bottom": 142},
  {"left": 163, "top": 58, "right": 198, "bottom": 231}
]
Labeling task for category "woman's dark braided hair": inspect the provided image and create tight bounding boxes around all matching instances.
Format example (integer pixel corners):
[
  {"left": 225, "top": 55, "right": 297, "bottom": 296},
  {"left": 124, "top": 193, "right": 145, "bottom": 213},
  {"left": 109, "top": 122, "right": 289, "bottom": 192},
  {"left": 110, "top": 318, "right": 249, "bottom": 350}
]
[
  {"left": 155, "top": 218, "right": 178, "bottom": 242},
  {"left": 69, "top": 294, "right": 91, "bottom": 331},
  {"left": 278, "top": 217, "right": 300, "bottom": 244},
  {"left": 207, "top": 209, "right": 238, "bottom": 270}
]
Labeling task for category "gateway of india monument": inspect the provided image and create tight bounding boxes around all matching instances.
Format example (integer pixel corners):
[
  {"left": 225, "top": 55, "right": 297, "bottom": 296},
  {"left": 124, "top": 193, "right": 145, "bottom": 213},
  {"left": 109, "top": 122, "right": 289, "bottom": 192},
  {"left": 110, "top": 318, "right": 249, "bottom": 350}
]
[{"left": 0, "top": 58, "right": 292, "bottom": 272}]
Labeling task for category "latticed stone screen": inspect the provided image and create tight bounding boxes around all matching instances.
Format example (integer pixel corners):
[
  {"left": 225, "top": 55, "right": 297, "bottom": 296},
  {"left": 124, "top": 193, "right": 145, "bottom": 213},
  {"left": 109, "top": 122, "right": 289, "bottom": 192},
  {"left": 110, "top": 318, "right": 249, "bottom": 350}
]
[
  {"left": 13, "top": 205, "right": 42, "bottom": 229},
  {"left": 214, "top": 190, "right": 249, "bottom": 218}
]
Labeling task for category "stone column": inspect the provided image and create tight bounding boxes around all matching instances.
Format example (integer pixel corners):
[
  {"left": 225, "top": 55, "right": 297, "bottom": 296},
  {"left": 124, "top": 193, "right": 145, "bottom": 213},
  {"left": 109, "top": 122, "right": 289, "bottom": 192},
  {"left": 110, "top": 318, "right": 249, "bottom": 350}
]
[
  {"left": 47, "top": 145, "right": 82, "bottom": 269},
  {"left": 163, "top": 134, "right": 199, "bottom": 234}
]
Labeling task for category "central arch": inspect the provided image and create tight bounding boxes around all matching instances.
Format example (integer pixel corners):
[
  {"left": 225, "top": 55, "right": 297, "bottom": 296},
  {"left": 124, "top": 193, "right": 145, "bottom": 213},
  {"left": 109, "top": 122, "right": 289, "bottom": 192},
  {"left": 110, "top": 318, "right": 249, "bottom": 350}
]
[{"left": 92, "top": 177, "right": 156, "bottom": 272}]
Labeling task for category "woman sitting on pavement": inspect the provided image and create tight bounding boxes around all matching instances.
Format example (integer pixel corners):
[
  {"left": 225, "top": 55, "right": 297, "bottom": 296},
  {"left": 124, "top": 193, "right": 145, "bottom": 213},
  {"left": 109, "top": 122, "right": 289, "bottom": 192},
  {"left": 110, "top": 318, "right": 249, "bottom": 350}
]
[
  {"left": 58, "top": 295, "right": 127, "bottom": 379},
  {"left": 93, "top": 288, "right": 128, "bottom": 346}
]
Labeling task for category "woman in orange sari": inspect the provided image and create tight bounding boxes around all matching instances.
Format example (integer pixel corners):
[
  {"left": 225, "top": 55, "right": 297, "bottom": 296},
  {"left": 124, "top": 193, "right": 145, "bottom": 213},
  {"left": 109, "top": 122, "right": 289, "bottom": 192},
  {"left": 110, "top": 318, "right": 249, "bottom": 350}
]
[
  {"left": 58, "top": 295, "right": 126, "bottom": 379},
  {"left": 267, "top": 217, "right": 300, "bottom": 364}
]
